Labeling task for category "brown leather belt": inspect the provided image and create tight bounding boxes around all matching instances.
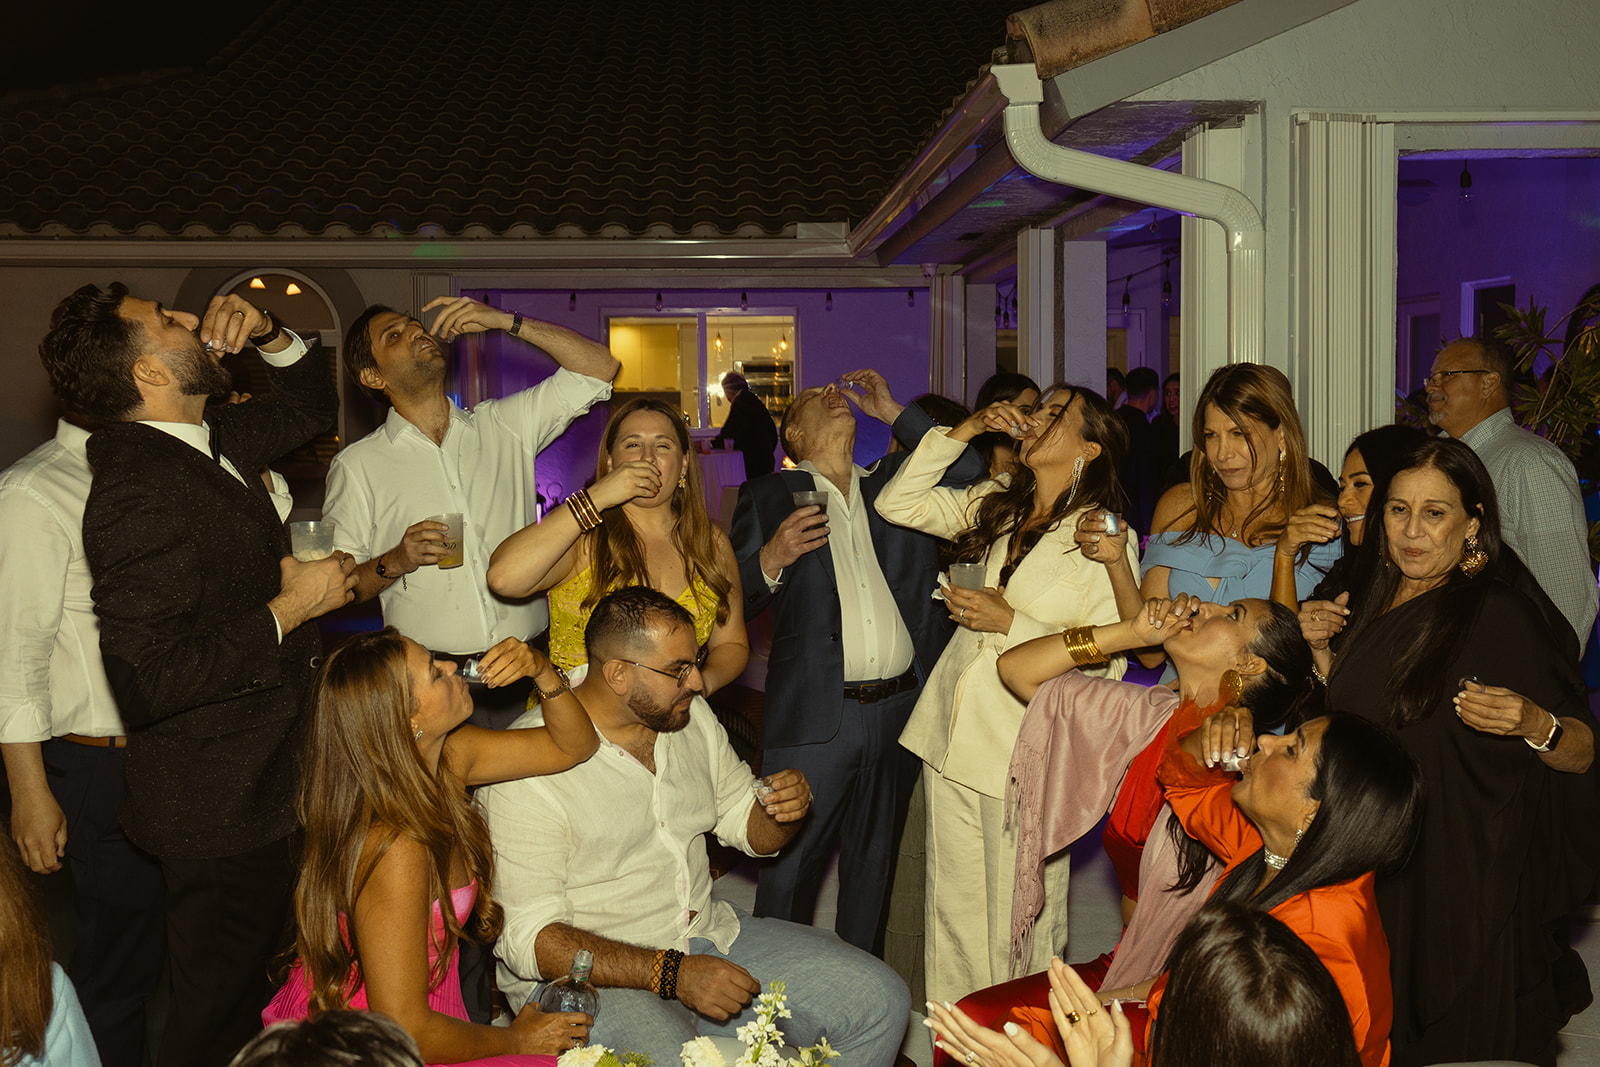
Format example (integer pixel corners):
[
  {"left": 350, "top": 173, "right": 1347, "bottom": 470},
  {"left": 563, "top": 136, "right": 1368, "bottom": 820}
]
[
  {"left": 843, "top": 667, "right": 918, "bottom": 704},
  {"left": 61, "top": 733, "right": 127, "bottom": 748}
]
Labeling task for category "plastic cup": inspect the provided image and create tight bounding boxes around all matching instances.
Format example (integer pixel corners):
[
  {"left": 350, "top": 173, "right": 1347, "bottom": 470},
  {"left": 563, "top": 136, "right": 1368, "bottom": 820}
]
[
  {"left": 289, "top": 520, "right": 336, "bottom": 562},
  {"left": 429, "top": 513, "right": 465, "bottom": 569},
  {"left": 791, "top": 490, "right": 829, "bottom": 515},
  {"left": 948, "top": 563, "right": 986, "bottom": 590}
]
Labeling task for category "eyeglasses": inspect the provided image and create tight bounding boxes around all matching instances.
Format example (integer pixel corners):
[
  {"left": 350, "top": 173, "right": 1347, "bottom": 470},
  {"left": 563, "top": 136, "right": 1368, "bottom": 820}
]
[
  {"left": 626, "top": 660, "right": 697, "bottom": 686},
  {"left": 1423, "top": 369, "right": 1490, "bottom": 388}
]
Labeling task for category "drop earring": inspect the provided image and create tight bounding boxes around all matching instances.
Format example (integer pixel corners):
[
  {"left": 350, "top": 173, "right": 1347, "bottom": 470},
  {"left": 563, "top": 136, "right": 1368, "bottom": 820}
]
[
  {"left": 678, "top": 469, "right": 687, "bottom": 490},
  {"left": 411, "top": 720, "right": 423, "bottom": 742},
  {"left": 1276, "top": 447, "right": 1287, "bottom": 495},
  {"left": 1220, "top": 668, "right": 1243, "bottom": 706},
  {"left": 1060, "top": 455, "right": 1085, "bottom": 512},
  {"left": 1460, "top": 534, "right": 1487, "bottom": 577}
]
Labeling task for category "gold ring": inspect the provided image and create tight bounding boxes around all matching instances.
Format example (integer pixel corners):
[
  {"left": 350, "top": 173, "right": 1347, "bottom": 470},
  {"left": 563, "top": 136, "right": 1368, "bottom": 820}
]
[
  {"left": 1064, "top": 1010, "right": 1081, "bottom": 1025},
  {"left": 1085, "top": 1008, "right": 1099, "bottom": 1016},
  {"left": 1313, "top": 612, "right": 1320, "bottom": 622}
]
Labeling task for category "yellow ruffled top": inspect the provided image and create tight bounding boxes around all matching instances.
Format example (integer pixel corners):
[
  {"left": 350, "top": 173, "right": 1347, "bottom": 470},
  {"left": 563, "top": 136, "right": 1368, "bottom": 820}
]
[{"left": 546, "top": 565, "right": 721, "bottom": 671}]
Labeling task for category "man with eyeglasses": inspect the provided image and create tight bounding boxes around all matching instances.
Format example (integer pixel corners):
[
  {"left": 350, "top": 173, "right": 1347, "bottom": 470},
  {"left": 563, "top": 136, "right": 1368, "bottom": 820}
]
[
  {"left": 480, "top": 587, "right": 910, "bottom": 1067},
  {"left": 1426, "top": 338, "right": 1596, "bottom": 646}
]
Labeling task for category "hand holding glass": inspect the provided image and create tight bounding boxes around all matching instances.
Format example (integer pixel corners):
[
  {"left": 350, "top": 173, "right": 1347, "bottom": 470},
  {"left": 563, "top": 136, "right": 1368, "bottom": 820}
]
[{"left": 428, "top": 513, "right": 465, "bottom": 569}]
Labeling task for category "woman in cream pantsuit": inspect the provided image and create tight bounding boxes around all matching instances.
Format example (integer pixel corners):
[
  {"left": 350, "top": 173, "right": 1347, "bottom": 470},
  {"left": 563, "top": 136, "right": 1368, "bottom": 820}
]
[{"left": 875, "top": 384, "right": 1136, "bottom": 1004}]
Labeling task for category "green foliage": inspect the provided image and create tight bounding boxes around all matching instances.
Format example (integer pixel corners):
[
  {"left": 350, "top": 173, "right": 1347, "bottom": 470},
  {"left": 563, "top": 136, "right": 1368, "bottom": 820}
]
[{"left": 1494, "top": 291, "right": 1600, "bottom": 465}]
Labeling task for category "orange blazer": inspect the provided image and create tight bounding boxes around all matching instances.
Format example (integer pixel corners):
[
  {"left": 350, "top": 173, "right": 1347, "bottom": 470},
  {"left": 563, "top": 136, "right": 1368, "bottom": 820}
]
[{"left": 1149, "top": 743, "right": 1392, "bottom": 1067}]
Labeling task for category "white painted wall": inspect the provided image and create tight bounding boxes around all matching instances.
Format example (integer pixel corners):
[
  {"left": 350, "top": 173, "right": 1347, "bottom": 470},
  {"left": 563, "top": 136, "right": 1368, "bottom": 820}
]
[{"left": 1128, "top": 0, "right": 1600, "bottom": 407}]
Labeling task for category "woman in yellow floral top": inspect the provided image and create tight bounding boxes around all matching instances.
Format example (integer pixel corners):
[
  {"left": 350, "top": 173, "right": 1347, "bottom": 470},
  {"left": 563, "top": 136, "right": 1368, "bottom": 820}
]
[{"left": 488, "top": 398, "right": 748, "bottom": 692}]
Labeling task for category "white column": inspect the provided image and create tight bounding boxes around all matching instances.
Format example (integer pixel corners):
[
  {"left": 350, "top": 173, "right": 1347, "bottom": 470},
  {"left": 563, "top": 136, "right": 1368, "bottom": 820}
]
[
  {"left": 1017, "top": 227, "right": 1056, "bottom": 388},
  {"left": 1291, "top": 114, "right": 1398, "bottom": 468},
  {"left": 928, "top": 273, "right": 967, "bottom": 401},
  {"left": 1060, "top": 240, "right": 1107, "bottom": 390},
  {"left": 964, "top": 283, "right": 998, "bottom": 407}
]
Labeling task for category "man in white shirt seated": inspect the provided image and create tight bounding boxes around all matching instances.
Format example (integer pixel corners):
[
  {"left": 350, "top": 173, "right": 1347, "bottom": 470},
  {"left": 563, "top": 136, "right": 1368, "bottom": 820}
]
[
  {"left": 324, "top": 296, "right": 619, "bottom": 729},
  {"left": 480, "top": 587, "right": 911, "bottom": 1067}
]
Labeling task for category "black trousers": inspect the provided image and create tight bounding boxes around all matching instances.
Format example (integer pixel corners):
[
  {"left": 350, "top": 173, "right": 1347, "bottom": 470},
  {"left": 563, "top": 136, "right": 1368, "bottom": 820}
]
[
  {"left": 44, "top": 738, "right": 165, "bottom": 1067},
  {"left": 157, "top": 835, "right": 296, "bottom": 1067},
  {"left": 753, "top": 686, "right": 922, "bottom": 956}
]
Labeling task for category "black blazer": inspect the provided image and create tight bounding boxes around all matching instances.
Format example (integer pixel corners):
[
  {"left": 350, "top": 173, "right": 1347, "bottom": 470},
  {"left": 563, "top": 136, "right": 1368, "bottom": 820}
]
[
  {"left": 83, "top": 344, "right": 337, "bottom": 859},
  {"left": 713, "top": 388, "right": 779, "bottom": 479},
  {"left": 731, "top": 408, "right": 984, "bottom": 750}
]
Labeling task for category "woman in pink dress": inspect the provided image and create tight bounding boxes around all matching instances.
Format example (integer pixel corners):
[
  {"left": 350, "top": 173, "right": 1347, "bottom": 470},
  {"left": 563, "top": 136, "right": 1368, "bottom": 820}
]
[{"left": 265, "top": 628, "right": 599, "bottom": 1065}]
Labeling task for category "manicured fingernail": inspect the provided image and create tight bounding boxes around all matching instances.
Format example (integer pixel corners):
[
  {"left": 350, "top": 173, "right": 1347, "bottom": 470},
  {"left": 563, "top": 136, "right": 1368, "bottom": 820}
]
[
  {"left": 944, "top": 1001, "right": 955, "bottom": 1011},
  {"left": 1003, "top": 1022, "right": 1021, "bottom": 1036},
  {"left": 922, "top": 1018, "right": 935, "bottom": 1029}
]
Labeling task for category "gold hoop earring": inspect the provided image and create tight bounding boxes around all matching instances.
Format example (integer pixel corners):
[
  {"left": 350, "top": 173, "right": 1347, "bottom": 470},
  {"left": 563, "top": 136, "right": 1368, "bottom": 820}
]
[{"left": 1460, "top": 534, "right": 1487, "bottom": 577}]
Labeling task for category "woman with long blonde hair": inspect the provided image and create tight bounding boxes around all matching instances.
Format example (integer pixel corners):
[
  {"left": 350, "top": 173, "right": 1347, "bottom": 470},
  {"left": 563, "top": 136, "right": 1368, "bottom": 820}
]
[
  {"left": 1135, "top": 365, "right": 1338, "bottom": 656},
  {"left": 264, "top": 628, "right": 598, "bottom": 1064},
  {"left": 488, "top": 398, "right": 748, "bottom": 694}
]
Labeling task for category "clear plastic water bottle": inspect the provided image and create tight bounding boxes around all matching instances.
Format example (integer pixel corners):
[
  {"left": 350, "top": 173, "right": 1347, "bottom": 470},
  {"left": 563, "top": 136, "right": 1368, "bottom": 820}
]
[{"left": 537, "top": 948, "right": 600, "bottom": 1019}]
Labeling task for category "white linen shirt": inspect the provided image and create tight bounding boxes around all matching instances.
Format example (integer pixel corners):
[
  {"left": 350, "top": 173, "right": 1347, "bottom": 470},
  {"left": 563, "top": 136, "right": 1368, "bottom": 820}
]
[
  {"left": 323, "top": 369, "right": 611, "bottom": 653},
  {"left": 765, "top": 462, "right": 916, "bottom": 681},
  {"left": 479, "top": 665, "right": 770, "bottom": 1009},
  {"left": 1459, "top": 408, "right": 1598, "bottom": 644},
  {"left": 0, "top": 421, "right": 125, "bottom": 742}
]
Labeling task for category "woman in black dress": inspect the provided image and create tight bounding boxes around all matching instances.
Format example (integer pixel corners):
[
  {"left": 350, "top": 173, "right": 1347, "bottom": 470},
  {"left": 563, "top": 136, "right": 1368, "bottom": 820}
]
[{"left": 1321, "top": 437, "right": 1599, "bottom": 1067}]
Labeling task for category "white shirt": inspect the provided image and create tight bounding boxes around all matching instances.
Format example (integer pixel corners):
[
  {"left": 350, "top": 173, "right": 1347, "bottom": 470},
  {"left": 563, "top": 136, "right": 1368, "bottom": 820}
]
[
  {"left": 1459, "top": 408, "right": 1598, "bottom": 644},
  {"left": 0, "top": 421, "right": 125, "bottom": 742},
  {"left": 323, "top": 369, "right": 611, "bottom": 653},
  {"left": 479, "top": 665, "right": 770, "bottom": 1008},
  {"left": 795, "top": 461, "right": 915, "bottom": 681}
]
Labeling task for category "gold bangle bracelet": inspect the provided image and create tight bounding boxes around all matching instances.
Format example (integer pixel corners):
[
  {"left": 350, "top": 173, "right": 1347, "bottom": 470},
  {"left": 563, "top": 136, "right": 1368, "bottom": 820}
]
[
  {"left": 568, "top": 491, "right": 602, "bottom": 532},
  {"left": 1060, "top": 625, "right": 1105, "bottom": 666}
]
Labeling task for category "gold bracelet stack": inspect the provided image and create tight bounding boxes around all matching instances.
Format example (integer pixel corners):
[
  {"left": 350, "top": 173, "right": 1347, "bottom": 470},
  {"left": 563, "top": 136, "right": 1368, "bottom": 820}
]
[
  {"left": 568, "top": 490, "right": 603, "bottom": 532},
  {"left": 1060, "top": 625, "right": 1105, "bottom": 666}
]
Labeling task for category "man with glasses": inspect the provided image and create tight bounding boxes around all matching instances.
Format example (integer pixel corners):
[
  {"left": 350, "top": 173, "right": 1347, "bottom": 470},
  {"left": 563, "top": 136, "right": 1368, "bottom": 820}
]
[
  {"left": 480, "top": 587, "right": 910, "bottom": 1067},
  {"left": 1426, "top": 338, "right": 1596, "bottom": 645}
]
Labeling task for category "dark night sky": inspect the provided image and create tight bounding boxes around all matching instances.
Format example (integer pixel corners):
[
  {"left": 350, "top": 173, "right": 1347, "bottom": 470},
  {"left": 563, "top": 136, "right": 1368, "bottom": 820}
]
[{"left": 4, "top": 2, "right": 264, "bottom": 96}]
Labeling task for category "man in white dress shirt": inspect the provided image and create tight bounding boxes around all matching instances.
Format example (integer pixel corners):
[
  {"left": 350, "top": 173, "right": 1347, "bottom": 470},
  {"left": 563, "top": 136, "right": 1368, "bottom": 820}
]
[
  {"left": 480, "top": 587, "right": 910, "bottom": 1067},
  {"left": 323, "top": 296, "right": 618, "bottom": 729},
  {"left": 1427, "top": 338, "right": 1597, "bottom": 648},
  {"left": 0, "top": 413, "right": 165, "bottom": 1067}
]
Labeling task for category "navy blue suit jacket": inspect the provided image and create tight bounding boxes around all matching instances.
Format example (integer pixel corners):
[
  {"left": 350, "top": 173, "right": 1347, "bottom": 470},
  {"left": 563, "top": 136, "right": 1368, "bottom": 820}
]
[{"left": 731, "top": 408, "right": 983, "bottom": 750}]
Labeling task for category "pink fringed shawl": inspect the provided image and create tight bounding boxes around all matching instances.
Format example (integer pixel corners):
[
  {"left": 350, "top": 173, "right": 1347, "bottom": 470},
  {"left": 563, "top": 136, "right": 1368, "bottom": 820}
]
[{"left": 1005, "top": 671, "right": 1177, "bottom": 978}]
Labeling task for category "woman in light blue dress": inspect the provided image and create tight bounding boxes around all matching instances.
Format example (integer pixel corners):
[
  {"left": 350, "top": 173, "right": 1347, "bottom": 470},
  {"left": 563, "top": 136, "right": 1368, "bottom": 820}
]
[{"left": 1142, "top": 365, "right": 1340, "bottom": 636}]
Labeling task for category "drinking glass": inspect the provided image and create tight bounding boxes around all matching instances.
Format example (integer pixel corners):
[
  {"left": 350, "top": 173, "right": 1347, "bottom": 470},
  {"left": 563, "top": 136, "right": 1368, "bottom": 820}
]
[
  {"left": 948, "top": 563, "right": 986, "bottom": 590},
  {"left": 429, "top": 513, "right": 465, "bottom": 569},
  {"left": 791, "top": 490, "right": 829, "bottom": 515},
  {"left": 288, "top": 520, "right": 336, "bottom": 562}
]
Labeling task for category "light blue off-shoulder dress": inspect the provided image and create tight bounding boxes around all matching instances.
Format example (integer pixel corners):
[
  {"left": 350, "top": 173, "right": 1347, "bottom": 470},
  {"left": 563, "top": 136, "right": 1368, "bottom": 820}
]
[{"left": 1142, "top": 530, "right": 1341, "bottom": 606}]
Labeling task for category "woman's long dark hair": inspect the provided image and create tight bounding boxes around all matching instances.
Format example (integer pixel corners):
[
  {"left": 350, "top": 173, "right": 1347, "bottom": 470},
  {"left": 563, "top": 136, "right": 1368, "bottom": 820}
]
[
  {"left": 1311, "top": 425, "right": 1430, "bottom": 599},
  {"left": 949, "top": 385, "right": 1128, "bottom": 571},
  {"left": 1209, "top": 713, "right": 1422, "bottom": 914},
  {"left": 1150, "top": 901, "right": 1361, "bottom": 1067},
  {"left": 1169, "top": 599, "right": 1318, "bottom": 893},
  {"left": 1331, "top": 438, "right": 1503, "bottom": 728}
]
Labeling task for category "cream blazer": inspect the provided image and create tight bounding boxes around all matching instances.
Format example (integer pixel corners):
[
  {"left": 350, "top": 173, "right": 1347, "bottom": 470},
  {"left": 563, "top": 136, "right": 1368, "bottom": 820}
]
[{"left": 877, "top": 429, "right": 1136, "bottom": 800}]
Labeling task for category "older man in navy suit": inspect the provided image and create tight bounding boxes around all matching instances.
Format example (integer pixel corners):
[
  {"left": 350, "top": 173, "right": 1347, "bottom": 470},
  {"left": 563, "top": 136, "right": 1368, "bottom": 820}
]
[
  {"left": 731, "top": 371, "right": 982, "bottom": 954},
  {"left": 38, "top": 282, "right": 358, "bottom": 1067}
]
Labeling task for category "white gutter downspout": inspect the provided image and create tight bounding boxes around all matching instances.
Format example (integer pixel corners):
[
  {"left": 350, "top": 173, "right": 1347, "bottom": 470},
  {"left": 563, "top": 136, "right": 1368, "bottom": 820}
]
[{"left": 990, "top": 63, "right": 1265, "bottom": 364}]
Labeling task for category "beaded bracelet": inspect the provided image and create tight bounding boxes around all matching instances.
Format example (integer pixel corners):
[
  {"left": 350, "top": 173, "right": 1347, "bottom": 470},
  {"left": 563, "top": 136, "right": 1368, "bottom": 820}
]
[
  {"left": 658, "top": 948, "right": 685, "bottom": 1001},
  {"left": 1060, "top": 625, "right": 1104, "bottom": 666},
  {"left": 649, "top": 949, "right": 667, "bottom": 996}
]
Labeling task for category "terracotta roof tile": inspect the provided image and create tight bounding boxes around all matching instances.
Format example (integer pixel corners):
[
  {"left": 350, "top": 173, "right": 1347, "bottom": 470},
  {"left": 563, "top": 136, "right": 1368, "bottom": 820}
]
[{"left": 1, "top": 0, "right": 1016, "bottom": 239}]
